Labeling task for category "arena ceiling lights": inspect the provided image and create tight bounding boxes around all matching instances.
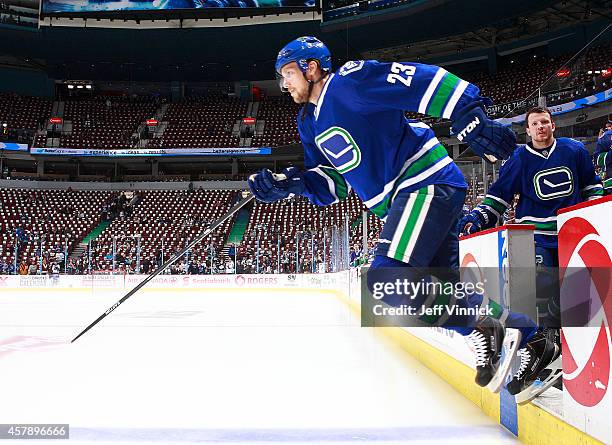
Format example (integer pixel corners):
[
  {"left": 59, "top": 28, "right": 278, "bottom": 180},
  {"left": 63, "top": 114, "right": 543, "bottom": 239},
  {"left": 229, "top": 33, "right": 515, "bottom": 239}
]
[{"left": 64, "top": 80, "right": 93, "bottom": 90}]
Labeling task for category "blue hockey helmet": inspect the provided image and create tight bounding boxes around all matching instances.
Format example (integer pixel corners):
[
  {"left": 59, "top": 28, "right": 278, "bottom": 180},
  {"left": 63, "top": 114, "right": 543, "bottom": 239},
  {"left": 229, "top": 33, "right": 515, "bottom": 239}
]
[{"left": 275, "top": 36, "right": 332, "bottom": 76}]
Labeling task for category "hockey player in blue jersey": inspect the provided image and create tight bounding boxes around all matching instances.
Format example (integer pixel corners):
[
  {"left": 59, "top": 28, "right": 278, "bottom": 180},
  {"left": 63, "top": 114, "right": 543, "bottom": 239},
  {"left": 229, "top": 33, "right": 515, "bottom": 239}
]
[
  {"left": 594, "top": 119, "right": 612, "bottom": 193},
  {"left": 458, "top": 106, "right": 603, "bottom": 399},
  {"left": 248, "top": 36, "right": 537, "bottom": 392}
]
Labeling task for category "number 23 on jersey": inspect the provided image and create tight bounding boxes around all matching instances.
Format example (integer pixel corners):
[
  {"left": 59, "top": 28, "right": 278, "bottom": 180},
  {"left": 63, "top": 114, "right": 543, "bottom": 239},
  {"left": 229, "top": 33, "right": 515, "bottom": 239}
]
[{"left": 386, "top": 62, "right": 416, "bottom": 87}]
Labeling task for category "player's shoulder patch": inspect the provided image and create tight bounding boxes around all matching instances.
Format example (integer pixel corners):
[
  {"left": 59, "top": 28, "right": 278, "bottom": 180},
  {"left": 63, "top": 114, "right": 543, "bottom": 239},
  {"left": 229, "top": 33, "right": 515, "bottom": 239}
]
[
  {"left": 500, "top": 145, "right": 523, "bottom": 168},
  {"left": 338, "top": 60, "right": 365, "bottom": 76}
]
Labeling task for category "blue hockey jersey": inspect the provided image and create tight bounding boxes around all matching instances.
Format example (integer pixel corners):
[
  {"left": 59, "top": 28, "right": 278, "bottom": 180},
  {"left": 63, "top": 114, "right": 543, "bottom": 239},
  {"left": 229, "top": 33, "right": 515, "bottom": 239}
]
[
  {"left": 474, "top": 138, "right": 603, "bottom": 248},
  {"left": 594, "top": 129, "right": 612, "bottom": 192},
  {"left": 297, "top": 60, "right": 479, "bottom": 218},
  {"left": 595, "top": 129, "right": 612, "bottom": 157}
]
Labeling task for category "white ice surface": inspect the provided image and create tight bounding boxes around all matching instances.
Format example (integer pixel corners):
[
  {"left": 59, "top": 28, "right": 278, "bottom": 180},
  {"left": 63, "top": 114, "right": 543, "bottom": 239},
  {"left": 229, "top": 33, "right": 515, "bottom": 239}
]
[{"left": 0, "top": 287, "right": 519, "bottom": 444}]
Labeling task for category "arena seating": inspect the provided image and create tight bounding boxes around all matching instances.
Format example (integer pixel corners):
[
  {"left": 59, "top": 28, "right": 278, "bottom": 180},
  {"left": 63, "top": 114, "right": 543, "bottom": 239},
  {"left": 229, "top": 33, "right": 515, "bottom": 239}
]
[
  {"left": 470, "top": 44, "right": 610, "bottom": 106},
  {"left": 0, "top": 173, "right": 509, "bottom": 275},
  {"left": 160, "top": 94, "right": 246, "bottom": 149},
  {"left": 0, "top": 93, "right": 51, "bottom": 133},
  {"left": 60, "top": 98, "right": 157, "bottom": 149},
  {"left": 251, "top": 96, "right": 301, "bottom": 148},
  {"left": 85, "top": 189, "right": 239, "bottom": 273},
  {"left": 0, "top": 189, "right": 114, "bottom": 272},
  {"left": 2, "top": 43, "right": 609, "bottom": 153},
  {"left": 349, "top": 210, "right": 383, "bottom": 262}
]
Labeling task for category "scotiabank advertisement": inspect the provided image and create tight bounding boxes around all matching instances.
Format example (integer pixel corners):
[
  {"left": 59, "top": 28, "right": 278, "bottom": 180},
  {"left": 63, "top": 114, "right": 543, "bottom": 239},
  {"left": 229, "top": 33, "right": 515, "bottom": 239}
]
[
  {"left": 0, "top": 273, "right": 349, "bottom": 292},
  {"left": 557, "top": 195, "right": 612, "bottom": 444}
]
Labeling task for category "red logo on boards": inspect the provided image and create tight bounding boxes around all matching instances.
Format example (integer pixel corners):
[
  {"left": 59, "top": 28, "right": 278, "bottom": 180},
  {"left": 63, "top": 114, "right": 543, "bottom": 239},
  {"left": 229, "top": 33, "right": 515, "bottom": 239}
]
[{"left": 558, "top": 217, "right": 612, "bottom": 407}]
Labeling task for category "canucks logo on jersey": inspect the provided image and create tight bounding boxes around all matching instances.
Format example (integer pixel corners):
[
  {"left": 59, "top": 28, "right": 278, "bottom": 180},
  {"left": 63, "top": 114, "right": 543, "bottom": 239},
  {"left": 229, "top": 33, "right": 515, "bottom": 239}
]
[
  {"left": 315, "top": 127, "right": 362, "bottom": 174},
  {"left": 533, "top": 167, "right": 574, "bottom": 200}
]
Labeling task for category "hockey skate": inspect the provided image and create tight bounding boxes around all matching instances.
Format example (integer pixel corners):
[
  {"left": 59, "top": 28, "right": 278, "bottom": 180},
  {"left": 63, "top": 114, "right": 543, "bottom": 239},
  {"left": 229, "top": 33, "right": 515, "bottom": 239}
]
[
  {"left": 466, "top": 316, "right": 522, "bottom": 393},
  {"left": 507, "top": 329, "right": 561, "bottom": 403}
]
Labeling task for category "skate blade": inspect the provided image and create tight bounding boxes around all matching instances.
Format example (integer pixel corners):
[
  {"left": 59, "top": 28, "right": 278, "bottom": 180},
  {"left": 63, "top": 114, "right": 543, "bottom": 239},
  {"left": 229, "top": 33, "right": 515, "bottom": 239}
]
[
  {"left": 487, "top": 328, "right": 521, "bottom": 393},
  {"left": 515, "top": 355, "right": 562, "bottom": 405}
]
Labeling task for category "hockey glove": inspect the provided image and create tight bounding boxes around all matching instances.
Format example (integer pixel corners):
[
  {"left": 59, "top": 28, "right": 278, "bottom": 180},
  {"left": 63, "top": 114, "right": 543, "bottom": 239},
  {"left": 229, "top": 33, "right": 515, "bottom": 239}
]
[
  {"left": 451, "top": 100, "right": 517, "bottom": 162},
  {"left": 248, "top": 167, "right": 305, "bottom": 203},
  {"left": 457, "top": 211, "right": 486, "bottom": 236}
]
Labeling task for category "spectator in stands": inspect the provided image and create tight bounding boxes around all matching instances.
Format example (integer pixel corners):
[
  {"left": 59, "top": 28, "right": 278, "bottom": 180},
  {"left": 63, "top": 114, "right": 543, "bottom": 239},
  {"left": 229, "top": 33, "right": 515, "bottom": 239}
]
[
  {"left": 225, "top": 257, "right": 235, "bottom": 274},
  {"left": 188, "top": 261, "right": 199, "bottom": 275},
  {"left": 142, "top": 257, "right": 152, "bottom": 274}
]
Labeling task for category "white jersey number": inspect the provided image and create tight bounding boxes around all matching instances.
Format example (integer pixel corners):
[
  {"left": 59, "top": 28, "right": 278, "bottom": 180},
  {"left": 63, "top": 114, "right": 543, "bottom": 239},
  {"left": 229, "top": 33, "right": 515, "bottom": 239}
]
[{"left": 386, "top": 62, "right": 416, "bottom": 87}]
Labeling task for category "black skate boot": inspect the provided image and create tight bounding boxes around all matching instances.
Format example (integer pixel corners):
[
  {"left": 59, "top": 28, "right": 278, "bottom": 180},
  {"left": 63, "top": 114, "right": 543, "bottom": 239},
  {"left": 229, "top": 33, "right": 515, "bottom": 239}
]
[
  {"left": 466, "top": 316, "right": 521, "bottom": 392},
  {"left": 507, "top": 329, "right": 560, "bottom": 397}
]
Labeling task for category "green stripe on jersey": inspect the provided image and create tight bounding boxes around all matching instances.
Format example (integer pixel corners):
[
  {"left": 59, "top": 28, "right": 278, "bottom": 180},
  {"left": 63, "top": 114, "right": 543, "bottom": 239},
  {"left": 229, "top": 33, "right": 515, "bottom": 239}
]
[
  {"left": 481, "top": 196, "right": 508, "bottom": 215},
  {"left": 371, "top": 197, "right": 391, "bottom": 218},
  {"left": 427, "top": 72, "right": 460, "bottom": 117},
  {"left": 401, "top": 144, "right": 448, "bottom": 180},
  {"left": 392, "top": 187, "right": 429, "bottom": 261},
  {"left": 320, "top": 166, "right": 348, "bottom": 201},
  {"left": 322, "top": 167, "right": 348, "bottom": 201},
  {"left": 582, "top": 187, "right": 603, "bottom": 198},
  {"left": 487, "top": 299, "right": 504, "bottom": 319},
  {"left": 369, "top": 144, "right": 448, "bottom": 217},
  {"left": 519, "top": 220, "right": 557, "bottom": 231}
]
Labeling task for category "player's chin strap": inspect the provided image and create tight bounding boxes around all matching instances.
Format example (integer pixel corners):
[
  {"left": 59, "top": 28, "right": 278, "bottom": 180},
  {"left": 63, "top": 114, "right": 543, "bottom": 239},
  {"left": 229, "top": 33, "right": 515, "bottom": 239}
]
[{"left": 300, "top": 71, "right": 328, "bottom": 122}]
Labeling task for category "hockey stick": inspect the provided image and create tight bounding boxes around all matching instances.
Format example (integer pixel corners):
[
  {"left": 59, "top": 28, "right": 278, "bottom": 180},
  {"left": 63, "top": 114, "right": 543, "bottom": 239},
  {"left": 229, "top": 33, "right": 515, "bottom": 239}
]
[{"left": 71, "top": 193, "right": 255, "bottom": 343}]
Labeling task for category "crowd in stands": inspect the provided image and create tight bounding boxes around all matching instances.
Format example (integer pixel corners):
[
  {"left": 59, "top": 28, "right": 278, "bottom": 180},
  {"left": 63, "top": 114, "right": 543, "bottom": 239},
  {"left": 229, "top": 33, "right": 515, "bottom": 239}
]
[
  {"left": 0, "top": 185, "right": 378, "bottom": 275},
  {"left": 6, "top": 119, "right": 608, "bottom": 277},
  {"left": 68, "top": 188, "right": 239, "bottom": 275},
  {"left": 0, "top": 188, "right": 114, "bottom": 274}
]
